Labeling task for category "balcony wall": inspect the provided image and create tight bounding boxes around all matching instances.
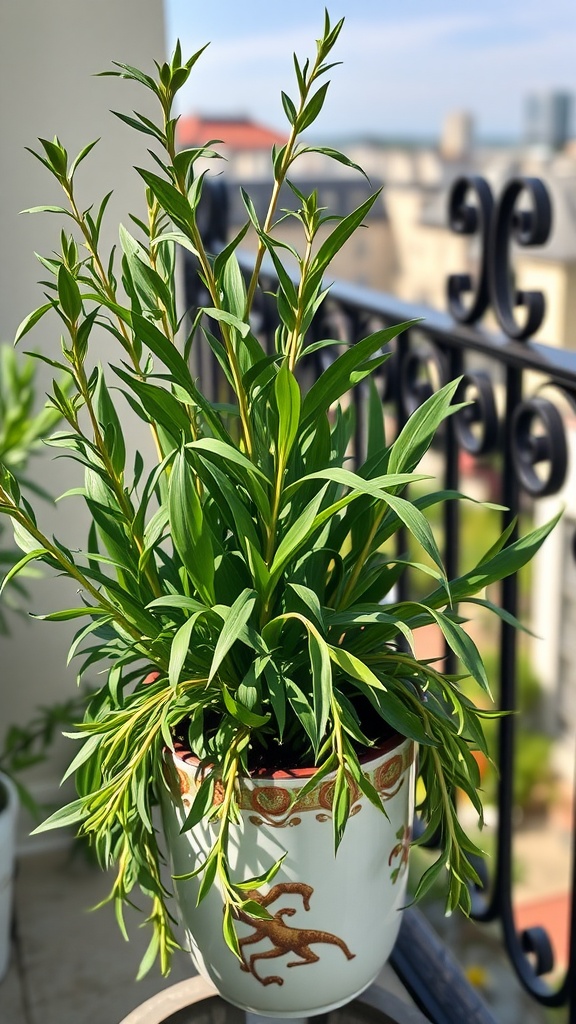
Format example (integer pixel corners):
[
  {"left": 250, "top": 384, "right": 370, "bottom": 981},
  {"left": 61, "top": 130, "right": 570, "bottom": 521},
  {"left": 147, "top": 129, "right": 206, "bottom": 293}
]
[{"left": 0, "top": 0, "right": 167, "bottom": 838}]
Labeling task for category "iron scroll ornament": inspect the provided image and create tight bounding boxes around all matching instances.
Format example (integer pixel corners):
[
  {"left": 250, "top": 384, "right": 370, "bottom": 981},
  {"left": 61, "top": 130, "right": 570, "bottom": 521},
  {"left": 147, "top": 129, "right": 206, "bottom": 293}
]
[
  {"left": 447, "top": 176, "right": 494, "bottom": 325},
  {"left": 448, "top": 176, "right": 552, "bottom": 340}
]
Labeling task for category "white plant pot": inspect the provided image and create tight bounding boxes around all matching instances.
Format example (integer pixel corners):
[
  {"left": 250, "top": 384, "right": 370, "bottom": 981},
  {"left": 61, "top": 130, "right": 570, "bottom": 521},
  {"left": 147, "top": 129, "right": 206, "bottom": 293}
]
[
  {"left": 161, "top": 735, "right": 416, "bottom": 1018},
  {"left": 0, "top": 771, "right": 18, "bottom": 981}
]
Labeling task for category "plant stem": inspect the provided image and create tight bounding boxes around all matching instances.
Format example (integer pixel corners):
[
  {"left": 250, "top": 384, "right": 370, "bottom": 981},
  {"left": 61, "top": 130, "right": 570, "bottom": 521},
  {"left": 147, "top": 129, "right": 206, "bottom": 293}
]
[
  {"left": 0, "top": 483, "right": 166, "bottom": 660},
  {"left": 64, "top": 185, "right": 165, "bottom": 466},
  {"left": 286, "top": 236, "right": 314, "bottom": 371},
  {"left": 336, "top": 505, "right": 386, "bottom": 610}
]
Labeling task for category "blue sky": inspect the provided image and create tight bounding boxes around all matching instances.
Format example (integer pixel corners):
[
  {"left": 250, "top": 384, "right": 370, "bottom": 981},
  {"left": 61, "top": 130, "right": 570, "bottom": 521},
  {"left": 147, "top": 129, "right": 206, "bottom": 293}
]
[{"left": 163, "top": 0, "right": 576, "bottom": 141}]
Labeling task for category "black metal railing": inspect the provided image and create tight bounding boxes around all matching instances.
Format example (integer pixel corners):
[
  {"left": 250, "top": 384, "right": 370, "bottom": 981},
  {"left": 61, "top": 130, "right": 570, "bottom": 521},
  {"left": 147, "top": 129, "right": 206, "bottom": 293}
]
[{"left": 185, "top": 175, "right": 576, "bottom": 1023}]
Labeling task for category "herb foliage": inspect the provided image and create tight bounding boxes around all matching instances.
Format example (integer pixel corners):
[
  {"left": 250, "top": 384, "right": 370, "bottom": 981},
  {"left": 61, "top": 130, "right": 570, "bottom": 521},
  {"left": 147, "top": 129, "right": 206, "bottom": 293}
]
[{"left": 0, "top": 14, "right": 558, "bottom": 976}]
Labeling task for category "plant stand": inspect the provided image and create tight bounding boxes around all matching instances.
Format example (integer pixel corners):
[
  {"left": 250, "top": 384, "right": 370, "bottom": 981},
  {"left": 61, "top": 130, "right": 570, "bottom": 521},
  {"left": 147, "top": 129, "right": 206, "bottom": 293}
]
[{"left": 118, "top": 974, "right": 429, "bottom": 1024}]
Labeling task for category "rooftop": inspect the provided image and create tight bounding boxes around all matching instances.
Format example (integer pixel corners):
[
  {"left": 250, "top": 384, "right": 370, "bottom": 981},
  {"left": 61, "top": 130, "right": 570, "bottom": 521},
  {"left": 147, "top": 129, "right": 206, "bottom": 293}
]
[{"left": 177, "top": 115, "right": 287, "bottom": 151}]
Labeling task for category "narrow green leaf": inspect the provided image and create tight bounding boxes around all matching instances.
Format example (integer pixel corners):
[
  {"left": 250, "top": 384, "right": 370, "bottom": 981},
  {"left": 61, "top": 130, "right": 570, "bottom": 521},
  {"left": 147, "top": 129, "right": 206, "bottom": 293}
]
[
  {"left": 281, "top": 91, "right": 297, "bottom": 124},
  {"left": 69, "top": 139, "right": 100, "bottom": 180},
  {"left": 180, "top": 776, "right": 216, "bottom": 833},
  {"left": 57, "top": 264, "right": 82, "bottom": 322},
  {"left": 328, "top": 646, "right": 387, "bottom": 691},
  {"left": 168, "top": 448, "right": 215, "bottom": 604},
  {"left": 301, "top": 322, "right": 415, "bottom": 423},
  {"left": 136, "top": 167, "right": 192, "bottom": 228},
  {"left": 209, "top": 589, "right": 257, "bottom": 682},
  {"left": 298, "top": 81, "right": 330, "bottom": 132},
  {"left": 311, "top": 191, "right": 381, "bottom": 276},
  {"left": 332, "top": 768, "right": 350, "bottom": 851},
  {"left": 169, "top": 614, "right": 202, "bottom": 687},
  {"left": 223, "top": 903, "right": 241, "bottom": 959},
  {"left": 31, "top": 797, "right": 89, "bottom": 833},
  {"left": 275, "top": 361, "right": 301, "bottom": 464},
  {"left": 202, "top": 307, "right": 250, "bottom": 338},
  {"left": 0, "top": 548, "right": 47, "bottom": 594},
  {"left": 222, "top": 687, "right": 270, "bottom": 727},
  {"left": 94, "top": 368, "right": 126, "bottom": 475},
  {"left": 308, "top": 627, "right": 332, "bottom": 747}
]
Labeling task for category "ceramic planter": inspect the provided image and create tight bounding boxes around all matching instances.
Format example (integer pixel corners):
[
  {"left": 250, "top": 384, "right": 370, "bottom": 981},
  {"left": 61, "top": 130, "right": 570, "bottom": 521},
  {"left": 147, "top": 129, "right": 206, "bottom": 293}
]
[
  {"left": 0, "top": 771, "right": 18, "bottom": 980},
  {"left": 160, "top": 735, "right": 416, "bottom": 1018}
]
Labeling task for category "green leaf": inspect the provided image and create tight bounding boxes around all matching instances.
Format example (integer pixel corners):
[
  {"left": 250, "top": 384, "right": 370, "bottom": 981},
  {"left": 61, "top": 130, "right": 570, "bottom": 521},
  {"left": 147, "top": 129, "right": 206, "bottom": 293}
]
[
  {"left": 147, "top": 594, "right": 208, "bottom": 614},
  {"left": 209, "top": 589, "right": 257, "bottom": 682},
  {"left": 298, "top": 81, "right": 330, "bottom": 133},
  {"left": 202, "top": 308, "right": 250, "bottom": 338},
  {"left": 308, "top": 626, "right": 332, "bottom": 748},
  {"left": 120, "top": 224, "right": 175, "bottom": 318},
  {"left": 168, "top": 448, "right": 215, "bottom": 604},
  {"left": 239, "top": 899, "right": 273, "bottom": 921},
  {"left": 69, "top": 139, "right": 100, "bottom": 180},
  {"left": 269, "top": 485, "right": 329, "bottom": 585},
  {"left": 288, "top": 583, "right": 325, "bottom": 630},
  {"left": 31, "top": 797, "right": 89, "bottom": 833},
  {"left": 388, "top": 378, "right": 462, "bottom": 476},
  {"left": 424, "top": 511, "right": 562, "bottom": 609},
  {"left": 345, "top": 749, "right": 386, "bottom": 814},
  {"left": 223, "top": 903, "right": 241, "bottom": 959},
  {"left": 132, "top": 312, "right": 194, "bottom": 387},
  {"left": 328, "top": 646, "right": 387, "bottom": 691},
  {"left": 60, "top": 733, "right": 103, "bottom": 783},
  {"left": 281, "top": 91, "right": 297, "bottom": 125},
  {"left": 411, "top": 852, "right": 448, "bottom": 903},
  {"left": 14, "top": 302, "right": 54, "bottom": 344},
  {"left": 285, "top": 678, "right": 318, "bottom": 750},
  {"left": 112, "top": 364, "right": 190, "bottom": 442},
  {"left": 301, "top": 323, "right": 414, "bottom": 424},
  {"left": 169, "top": 613, "right": 203, "bottom": 687},
  {"left": 57, "top": 264, "right": 82, "bottom": 322},
  {"left": 310, "top": 191, "right": 381, "bottom": 276},
  {"left": 187, "top": 438, "right": 270, "bottom": 521},
  {"left": 136, "top": 167, "right": 192, "bottom": 229},
  {"left": 428, "top": 608, "right": 491, "bottom": 697},
  {"left": 32, "top": 607, "right": 108, "bottom": 622},
  {"left": 234, "top": 854, "right": 288, "bottom": 892},
  {"left": 222, "top": 687, "right": 270, "bottom": 727},
  {"left": 136, "top": 931, "right": 160, "bottom": 981},
  {"left": 332, "top": 767, "right": 350, "bottom": 851},
  {"left": 196, "top": 848, "right": 220, "bottom": 905},
  {"left": 180, "top": 775, "right": 215, "bottom": 833},
  {"left": 0, "top": 548, "right": 47, "bottom": 594},
  {"left": 366, "top": 377, "right": 386, "bottom": 461},
  {"left": 298, "top": 145, "right": 368, "bottom": 180},
  {"left": 383, "top": 491, "right": 447, "bottom": 586},
  {"left": 94, "top": 368, "right": 126, "bottom": 475},
  {"left": 275, "top": 361, "right": 301, "bottom": 464}
]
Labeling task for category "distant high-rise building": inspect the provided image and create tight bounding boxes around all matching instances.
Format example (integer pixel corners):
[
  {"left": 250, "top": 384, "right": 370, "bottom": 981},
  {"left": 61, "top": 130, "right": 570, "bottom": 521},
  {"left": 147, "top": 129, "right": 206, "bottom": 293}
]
[
  {"left": 440, "top": 110, "right": 474, "bottom": 161},
  {"left": 524, "top": 91, "right": 573, "bottom": 152}
]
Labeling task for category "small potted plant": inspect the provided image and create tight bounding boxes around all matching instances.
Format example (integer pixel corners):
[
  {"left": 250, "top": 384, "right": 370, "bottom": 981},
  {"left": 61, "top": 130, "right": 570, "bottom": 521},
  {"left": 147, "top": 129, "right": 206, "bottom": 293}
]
[
  {"left": 0, "top": 342, "right": 71, "bottom": 980},
  {"left": 0, "top": 14, "right": 558, "bottom": 1016}
]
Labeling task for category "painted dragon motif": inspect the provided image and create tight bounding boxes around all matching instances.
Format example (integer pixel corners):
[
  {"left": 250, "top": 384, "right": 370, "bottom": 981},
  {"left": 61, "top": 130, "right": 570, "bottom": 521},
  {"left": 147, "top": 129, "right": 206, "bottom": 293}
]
[{"left": 234, "top": 882, "right": 355, "bottom": 986}]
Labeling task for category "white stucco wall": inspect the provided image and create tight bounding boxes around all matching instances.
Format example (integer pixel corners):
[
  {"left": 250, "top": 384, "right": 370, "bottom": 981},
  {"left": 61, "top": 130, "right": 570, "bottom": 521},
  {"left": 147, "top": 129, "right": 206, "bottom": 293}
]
[{"left": 0, "top": 0, "right": 167, "bottom": 833}]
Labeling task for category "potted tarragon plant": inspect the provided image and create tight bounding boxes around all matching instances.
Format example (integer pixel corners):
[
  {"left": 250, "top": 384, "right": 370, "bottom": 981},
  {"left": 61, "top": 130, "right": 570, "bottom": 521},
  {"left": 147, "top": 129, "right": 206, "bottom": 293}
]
[{"left": 0, "top": 13, "right": 558, "bottom": 1016}]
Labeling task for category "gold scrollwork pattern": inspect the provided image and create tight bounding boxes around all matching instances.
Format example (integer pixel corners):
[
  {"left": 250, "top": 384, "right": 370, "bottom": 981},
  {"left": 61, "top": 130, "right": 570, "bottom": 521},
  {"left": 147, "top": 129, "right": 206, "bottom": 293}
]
[{"left": 171, "top": 743, "right": 414, "bottom": 828}]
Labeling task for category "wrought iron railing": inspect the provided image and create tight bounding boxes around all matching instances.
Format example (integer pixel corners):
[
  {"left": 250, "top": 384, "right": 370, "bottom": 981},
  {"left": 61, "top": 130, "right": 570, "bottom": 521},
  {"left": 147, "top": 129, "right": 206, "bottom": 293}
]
[{"left": 185, "top": 175, "right": 576, "bottom": 1023}]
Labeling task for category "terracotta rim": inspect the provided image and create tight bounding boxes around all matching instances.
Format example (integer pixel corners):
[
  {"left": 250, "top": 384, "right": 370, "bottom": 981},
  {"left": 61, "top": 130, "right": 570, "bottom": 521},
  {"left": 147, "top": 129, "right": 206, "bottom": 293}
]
[{"left": 171, "top": 730, "right": 407, "bottom": 780}]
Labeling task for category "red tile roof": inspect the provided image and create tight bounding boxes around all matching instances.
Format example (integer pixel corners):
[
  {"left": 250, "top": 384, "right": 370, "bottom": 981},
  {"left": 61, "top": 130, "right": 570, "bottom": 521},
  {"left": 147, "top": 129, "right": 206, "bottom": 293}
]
[{"left": 177, "top": 115, "right": 287, "bottom": 150}]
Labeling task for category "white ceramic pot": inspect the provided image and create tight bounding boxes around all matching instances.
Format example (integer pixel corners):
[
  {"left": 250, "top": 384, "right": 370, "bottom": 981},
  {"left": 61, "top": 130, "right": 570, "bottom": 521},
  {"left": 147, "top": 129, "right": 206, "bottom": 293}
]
[
  {"left": 0, "top": 771, "right": 18, "bottom": 981},
  {"left": 161, "top": 735, "right": 416, "bottom": 1018}
]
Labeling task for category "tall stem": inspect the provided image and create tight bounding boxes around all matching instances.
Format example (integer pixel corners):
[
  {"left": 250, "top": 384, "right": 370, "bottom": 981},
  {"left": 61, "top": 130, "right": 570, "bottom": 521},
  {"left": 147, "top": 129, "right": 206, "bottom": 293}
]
[{"left": 66, "top": 188, "right": 164, "bottom": 464}]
